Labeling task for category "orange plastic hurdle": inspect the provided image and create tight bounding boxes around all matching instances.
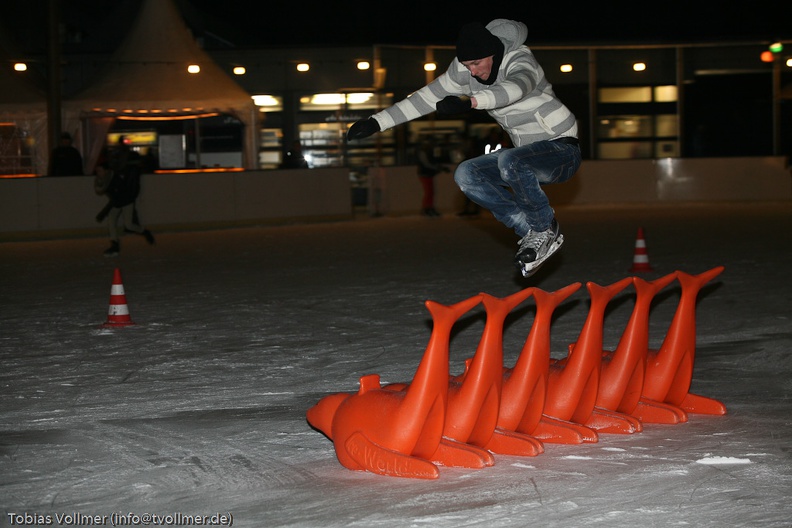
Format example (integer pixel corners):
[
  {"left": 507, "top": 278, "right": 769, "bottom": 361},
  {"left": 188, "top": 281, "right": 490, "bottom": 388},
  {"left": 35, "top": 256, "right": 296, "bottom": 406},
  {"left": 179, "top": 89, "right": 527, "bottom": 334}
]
[
  {"left": 597, "top": 272, "right": 688, "bottom": 425},
  {"left": 308, "top": 268, "right": 727, "bottom": 478},
  {"left": 445, "top": 289, "right": 542, "bottom": 459},
  {"left": 540, "top": 278, "right": 638, "bottom": 437},
  {"left": 641, "top": 266, "right": 727, "bottom": 415},
  {"left": 305, "top": 295, "right": 482, "bottom": 479},
  {"left": 495, "top": 283, "right": 595, "bottom": 445}
]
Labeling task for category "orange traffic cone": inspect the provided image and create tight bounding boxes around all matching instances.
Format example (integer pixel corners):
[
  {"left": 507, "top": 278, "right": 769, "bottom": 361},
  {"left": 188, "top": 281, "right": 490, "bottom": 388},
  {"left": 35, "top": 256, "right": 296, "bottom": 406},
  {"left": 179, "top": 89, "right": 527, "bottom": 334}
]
[
  {"left": 630, "top": 227, "right": 653, "bottom": 272},
  {"left": 102, "top": 268, "right": 136, "bottom": 327}
]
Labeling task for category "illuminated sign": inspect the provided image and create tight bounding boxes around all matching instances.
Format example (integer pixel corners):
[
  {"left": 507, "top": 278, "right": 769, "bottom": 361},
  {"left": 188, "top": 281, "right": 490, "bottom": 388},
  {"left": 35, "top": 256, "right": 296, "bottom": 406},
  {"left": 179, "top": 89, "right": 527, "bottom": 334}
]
[{"left": 107, "top": 131, "right": 158, "bottom": 146}]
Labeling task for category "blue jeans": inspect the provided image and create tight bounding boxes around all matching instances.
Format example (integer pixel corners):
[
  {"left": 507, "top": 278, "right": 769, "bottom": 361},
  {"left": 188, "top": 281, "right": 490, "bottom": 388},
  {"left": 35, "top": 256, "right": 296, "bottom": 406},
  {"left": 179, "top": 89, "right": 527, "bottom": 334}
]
[{"left": 454, "top": 141, "right": 581, "bottom": 238}]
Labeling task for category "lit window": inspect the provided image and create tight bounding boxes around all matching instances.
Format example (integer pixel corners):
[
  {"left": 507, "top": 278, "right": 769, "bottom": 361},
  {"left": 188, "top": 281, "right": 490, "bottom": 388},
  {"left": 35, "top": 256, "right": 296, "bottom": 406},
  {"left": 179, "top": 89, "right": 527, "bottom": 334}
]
[
  {"left": 252, "top": 95, "right": 282, "bottom": 110},
  {"left": 346, "top": 93, "right": 373, "bottom": 104},
  {"left": 311, "top": 93, "right": 345, "bottom": 105},
  {"left": 599, "top": 87, "right": 652, "bottom": 103},
  {"left": 306, "top": 93, "right": 373, "bottom": 105},
  {"left": 299, "top": 92, "right": 387, "bottom": 111},
  {"left": 653, "top": 85, "right": 678, "bottom": 102}
]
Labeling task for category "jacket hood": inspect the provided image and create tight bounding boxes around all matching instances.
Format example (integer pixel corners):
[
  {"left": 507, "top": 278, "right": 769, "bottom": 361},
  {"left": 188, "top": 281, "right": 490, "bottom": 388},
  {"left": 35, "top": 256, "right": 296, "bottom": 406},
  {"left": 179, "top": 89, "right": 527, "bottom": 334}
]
[{"left": 485, "top": 19, "right": 528, "bottom": 54}]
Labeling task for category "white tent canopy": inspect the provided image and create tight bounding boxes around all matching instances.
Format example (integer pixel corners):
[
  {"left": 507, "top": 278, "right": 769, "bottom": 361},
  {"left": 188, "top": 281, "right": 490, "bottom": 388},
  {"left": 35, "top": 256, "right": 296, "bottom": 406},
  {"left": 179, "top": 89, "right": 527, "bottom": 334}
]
[
  {"left": 0, "top": 44, "right": 49, "bottom": 175},
  {"left": 63, "top": 0, "right": 259, "bottom": 172}
]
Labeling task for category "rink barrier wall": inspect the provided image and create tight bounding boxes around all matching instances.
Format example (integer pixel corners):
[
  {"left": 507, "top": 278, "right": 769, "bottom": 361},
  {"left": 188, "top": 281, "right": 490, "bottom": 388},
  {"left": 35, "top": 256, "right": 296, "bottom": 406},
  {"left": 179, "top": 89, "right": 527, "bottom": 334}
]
[
  {"left": 361, "top": 156, "right": 791, "bottom": 215},
  {"left": 0, "top": 157, "right": 789, "bottom": 241},
  {"left": 0, "top": 168, "right": 353, "bottom": 241}
]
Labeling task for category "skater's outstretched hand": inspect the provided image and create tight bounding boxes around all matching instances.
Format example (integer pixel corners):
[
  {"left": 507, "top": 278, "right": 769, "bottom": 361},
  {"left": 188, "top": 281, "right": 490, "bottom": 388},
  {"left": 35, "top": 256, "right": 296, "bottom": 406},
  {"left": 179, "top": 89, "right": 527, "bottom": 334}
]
[
  {"left": 436, "top": 95, "right": 472, "bottom": 115},
  {"left": 347, "top": 118, "right": 380, "bottom": 140}
]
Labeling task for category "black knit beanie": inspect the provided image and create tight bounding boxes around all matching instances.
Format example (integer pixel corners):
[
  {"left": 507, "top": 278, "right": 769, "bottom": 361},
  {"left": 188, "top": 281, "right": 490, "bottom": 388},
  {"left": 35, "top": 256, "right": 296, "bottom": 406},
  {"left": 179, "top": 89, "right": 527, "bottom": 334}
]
[{"left": 456, "top": 22, "right": 502, "bottom": 61}]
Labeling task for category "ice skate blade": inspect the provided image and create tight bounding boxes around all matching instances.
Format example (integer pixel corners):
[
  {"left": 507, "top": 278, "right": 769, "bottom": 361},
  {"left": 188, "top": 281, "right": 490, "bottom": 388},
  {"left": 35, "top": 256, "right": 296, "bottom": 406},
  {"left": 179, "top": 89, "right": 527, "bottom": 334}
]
[{"left": 518, "top": 236, "right": 564, "bottom": 278}]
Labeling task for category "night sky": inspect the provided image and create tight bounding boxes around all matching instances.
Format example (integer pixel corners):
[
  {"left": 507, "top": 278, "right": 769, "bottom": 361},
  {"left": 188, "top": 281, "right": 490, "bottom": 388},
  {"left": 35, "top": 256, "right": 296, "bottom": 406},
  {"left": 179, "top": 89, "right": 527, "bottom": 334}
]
[
  {"left": 1, "top": 0, "right": 790, "bottom": 55},
  {"left": 185, "top": 0, "right": 791, "bottom": 47}
]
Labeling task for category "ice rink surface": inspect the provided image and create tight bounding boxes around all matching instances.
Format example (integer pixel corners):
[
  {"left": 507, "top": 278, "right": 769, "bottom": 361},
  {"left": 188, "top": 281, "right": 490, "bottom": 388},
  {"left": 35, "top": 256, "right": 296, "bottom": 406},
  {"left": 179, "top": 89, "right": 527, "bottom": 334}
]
[{"left": 1, "top": 203, "right": 791, "bottom": 527}]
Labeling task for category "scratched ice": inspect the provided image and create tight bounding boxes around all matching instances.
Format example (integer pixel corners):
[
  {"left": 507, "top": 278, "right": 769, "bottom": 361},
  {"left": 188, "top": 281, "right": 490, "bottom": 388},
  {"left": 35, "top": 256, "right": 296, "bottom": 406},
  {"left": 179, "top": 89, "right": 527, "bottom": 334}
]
[{"left": 1, "top": 204, "right": 791, "bottom": 528}]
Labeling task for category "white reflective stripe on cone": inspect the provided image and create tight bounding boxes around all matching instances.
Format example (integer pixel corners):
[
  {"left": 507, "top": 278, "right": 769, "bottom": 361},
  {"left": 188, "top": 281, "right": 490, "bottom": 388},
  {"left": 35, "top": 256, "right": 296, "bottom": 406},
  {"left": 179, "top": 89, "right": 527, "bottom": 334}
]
[{"left": 108, "top": 305, "right": 130, "bottom": 315}]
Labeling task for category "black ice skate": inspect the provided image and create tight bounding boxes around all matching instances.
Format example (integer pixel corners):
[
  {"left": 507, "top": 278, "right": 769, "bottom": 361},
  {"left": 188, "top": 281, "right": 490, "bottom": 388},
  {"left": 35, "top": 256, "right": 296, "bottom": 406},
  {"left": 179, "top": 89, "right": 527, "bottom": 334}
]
[
  {"left": 514, "top": 219, "right": 564, "bottom": 278},
  {"left": 103, "top": 241, "right": 120, "bottom": 257}
]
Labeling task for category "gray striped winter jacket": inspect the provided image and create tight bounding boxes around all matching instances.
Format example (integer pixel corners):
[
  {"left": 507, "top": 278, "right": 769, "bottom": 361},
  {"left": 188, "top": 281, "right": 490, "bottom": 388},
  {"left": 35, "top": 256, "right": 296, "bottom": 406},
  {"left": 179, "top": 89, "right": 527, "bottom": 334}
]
[{"left": 370, "top": 19, "right": 578, "bottom": 147}]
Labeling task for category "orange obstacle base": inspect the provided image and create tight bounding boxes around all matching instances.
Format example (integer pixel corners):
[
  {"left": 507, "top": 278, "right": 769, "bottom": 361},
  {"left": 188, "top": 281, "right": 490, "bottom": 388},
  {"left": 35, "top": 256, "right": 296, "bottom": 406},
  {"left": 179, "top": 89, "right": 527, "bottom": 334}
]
[
  {"left": 433, "top": 438, "right": 494, "bottom": 469},
  {"left": 532, "top": 415, "right": 599, "bottom": 444},
  {"left": 680, "top": 392, "right": 728, "bottom": 415},
  {"left": 632, "top": 398, "right": 688, "bottom": 424},
  {"left": 587, "top": 408, "right": 643, "bottom": 434}
]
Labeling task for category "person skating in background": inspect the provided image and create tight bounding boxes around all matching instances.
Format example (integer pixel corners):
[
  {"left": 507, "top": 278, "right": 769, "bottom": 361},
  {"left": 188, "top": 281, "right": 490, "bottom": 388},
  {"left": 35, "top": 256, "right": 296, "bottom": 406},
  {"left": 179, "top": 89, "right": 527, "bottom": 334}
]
[
  {"left": 347, "top": 19, "right": 580, "bottom": 277},
  {"left": 94, "top": 136, "right": 155, "bottom": 257}
]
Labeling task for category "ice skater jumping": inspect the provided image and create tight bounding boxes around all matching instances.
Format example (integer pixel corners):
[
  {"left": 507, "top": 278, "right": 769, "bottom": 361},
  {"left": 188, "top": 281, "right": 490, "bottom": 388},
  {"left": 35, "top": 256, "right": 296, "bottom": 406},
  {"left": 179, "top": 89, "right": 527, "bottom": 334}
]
[{"left": 347, "top": 19, "right": 581, "bottom": 277}]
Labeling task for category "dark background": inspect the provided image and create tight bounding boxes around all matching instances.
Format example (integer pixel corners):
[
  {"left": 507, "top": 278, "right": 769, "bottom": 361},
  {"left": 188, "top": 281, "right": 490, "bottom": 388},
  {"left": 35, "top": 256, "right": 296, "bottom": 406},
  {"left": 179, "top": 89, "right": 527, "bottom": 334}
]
[{"left": 2, "top": 0, "right": 791, "bottom": 53}]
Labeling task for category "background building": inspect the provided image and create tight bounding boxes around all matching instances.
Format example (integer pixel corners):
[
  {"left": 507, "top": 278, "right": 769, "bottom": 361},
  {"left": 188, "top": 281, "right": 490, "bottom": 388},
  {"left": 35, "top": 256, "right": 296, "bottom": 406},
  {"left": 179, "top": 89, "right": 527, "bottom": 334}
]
[{"left": 1, "top": 0, "right": 790, "bottom": 177}]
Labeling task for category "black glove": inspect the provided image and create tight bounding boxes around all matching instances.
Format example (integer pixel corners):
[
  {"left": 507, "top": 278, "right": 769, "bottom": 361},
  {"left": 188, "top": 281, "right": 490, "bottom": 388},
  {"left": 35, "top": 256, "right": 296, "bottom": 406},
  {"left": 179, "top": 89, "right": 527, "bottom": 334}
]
[
  {"left": 436, "top": 95, "right": 472, "bottom": 115},
  {"left": 347, "top": 118, "right": 380, "bottom": 141}
]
